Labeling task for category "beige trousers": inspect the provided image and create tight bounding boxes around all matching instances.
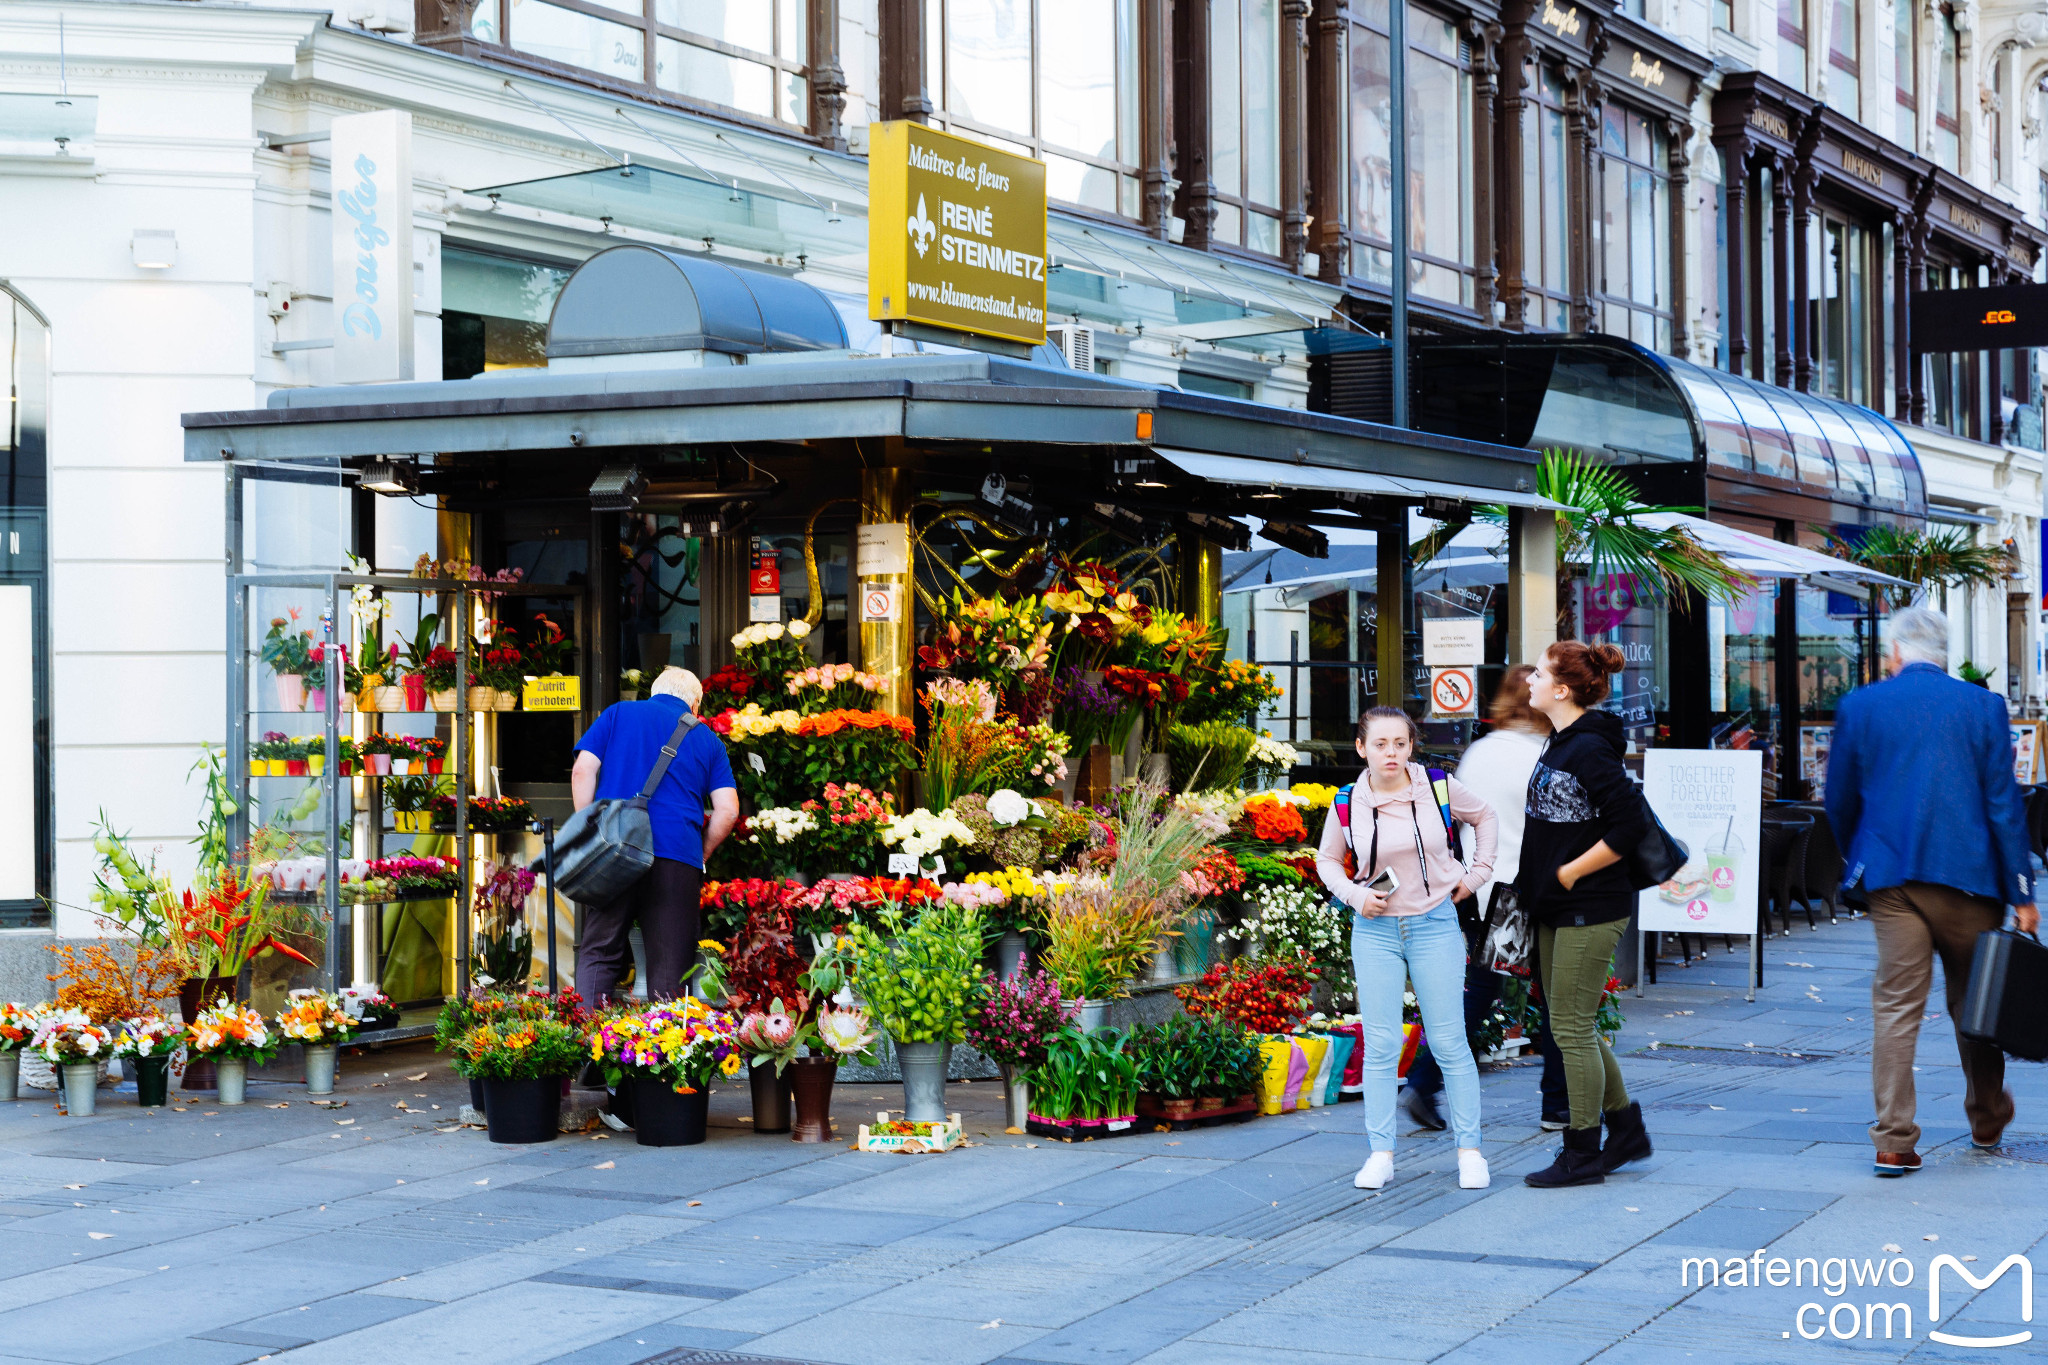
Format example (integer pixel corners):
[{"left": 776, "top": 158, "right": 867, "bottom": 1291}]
[{"left": 1867, "top": 882, "right": 2013, "bottom": 1153}]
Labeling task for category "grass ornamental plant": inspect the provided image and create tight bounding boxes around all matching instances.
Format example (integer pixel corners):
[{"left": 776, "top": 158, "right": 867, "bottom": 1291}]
[
  {"left": 846, "top": 900, "right": 984, "bottom": 1044},
  {"left": 590, "top": 999, "right": 741, "bottom": 1094},
  {"left": 1164, "top": 721, "right": 1257, "bottom": 794},
  {"left": 186, "top": 1001, "right": 278, "bottom": 1063}
]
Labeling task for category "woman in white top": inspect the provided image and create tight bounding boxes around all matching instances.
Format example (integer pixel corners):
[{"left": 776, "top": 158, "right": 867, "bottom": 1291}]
[{"left": 1400, "top": 665, "right": 1554, "bottom": 1131}]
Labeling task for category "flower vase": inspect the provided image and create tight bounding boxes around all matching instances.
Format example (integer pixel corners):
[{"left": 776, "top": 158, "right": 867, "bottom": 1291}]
[
  {"left": 304, "top": 1044, "right": 338, "bottom": 1096},
  {"left": 1075, "top": 999, "right": 1110, "bottom": 1032},
  {"left": 789, "top": 1054, "right": 836, "bottom": 1143},
  {"left": 429, "top": 688, "right": 457, "bottom": 712},
  {"left": 0, "top": 1050, "right": 17, "bottom": 1100},
  {"left": 998, "top": 1062, "right": 1029, "bottom": 1133},
  {"left": 748, "top": 1064, "right": 792, "bottom": 1134},
  {"left": 61, "top": 1062, "right": 98, "bottom": 1116},
  {"left": 133, "top": 1055, "right": 169, "bottom": 1107},
  {"left": 1147, "top": 945, "right": 1179, "bottom": 983},
  {"left": 996, "top": 930, "right": 1028, "bottom": 981},
  {"left": 307, "top": 687, "right": 326, "bottom": 714},
  {"left": 274, "top": 674, "right": 305, "bottom": 712},
  {"left": 401, "top": 675, "right": 426, "bottom": 712},
  {"left": 629, "top": 1077, "right": 708, "bottom": 1147},
  {"left": 214, "top": 1058, "right": 248, "bottom": 1105},
  {"left": 357, "top": 685, "right": 381, "bottom": 712},
  {"left": 893, "top": 1040, "right": 951, "bottom": 1124}
]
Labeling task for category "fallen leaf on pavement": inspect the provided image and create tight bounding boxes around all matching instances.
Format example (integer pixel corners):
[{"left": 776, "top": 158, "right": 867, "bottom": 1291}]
[
  {"left": 593, "top": 1161, "right": 615, "bottom": 1170},
  {"left": 334, "top": 1119, "right": 354, "bottom": 1126},
  {"left": 62, "top": 1184, "right": 83, "bottom": 1190},
  {"left": 685, "top": 1198, "right": 701, "bottom": 1206},
  {"left": 87, "top": 1233, "right": 112, "bottom": 1240},
  {"left": 267, "top": 1103, "right": 290, "bottom": 1109},
  {"left": 1923, "top": 1234, "right": 1939, "bottom": 1241},
  {"left": 405, "top": 1072, "right": 428, "bottom": 1082}
]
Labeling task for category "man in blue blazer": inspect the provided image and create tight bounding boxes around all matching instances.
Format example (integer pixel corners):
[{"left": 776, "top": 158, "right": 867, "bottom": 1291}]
[{"left": 1826, "top": 605, "right": 2037, "bottom": 1176}]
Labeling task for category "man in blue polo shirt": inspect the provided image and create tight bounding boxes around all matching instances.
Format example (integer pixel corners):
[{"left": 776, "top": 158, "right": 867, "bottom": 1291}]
[{"left": 570, "top": 667, "right": 738, "bottom": 1003}]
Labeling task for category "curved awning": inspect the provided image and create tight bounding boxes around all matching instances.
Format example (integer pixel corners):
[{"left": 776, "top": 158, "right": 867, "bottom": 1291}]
[{"left": 1410, "top": 335, "right": 1927, "bottom": 522}]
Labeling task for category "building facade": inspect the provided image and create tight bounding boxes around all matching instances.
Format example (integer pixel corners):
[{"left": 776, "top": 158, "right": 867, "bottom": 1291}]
[{"left": 0, "top": 0, "right": 2043, "bottom": 964}]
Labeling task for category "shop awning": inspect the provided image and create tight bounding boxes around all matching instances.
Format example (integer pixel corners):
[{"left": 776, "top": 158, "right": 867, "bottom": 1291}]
[
  {"left": 1156, "top": 448, "right": 1563, "bottom": 511},
  {"left": 1635, "top": 512, "right": 1915, "bottom": 598}
]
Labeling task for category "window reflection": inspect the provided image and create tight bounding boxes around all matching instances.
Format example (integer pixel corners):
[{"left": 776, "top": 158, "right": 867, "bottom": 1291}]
[{"left": 1348, "top": 3, "right": 1475, "bottom": 307}]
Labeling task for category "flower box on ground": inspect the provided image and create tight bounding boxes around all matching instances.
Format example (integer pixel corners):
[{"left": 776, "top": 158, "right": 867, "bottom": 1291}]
[
  {"left": 856, "top": 1110, "right": 965, "bottom": 1153},
  {"left": 1135, "top": 1092, "right": 1261, "bottom": 1131},
  {"left": 1025, "top": 1112, "right": 1144, "bottom": 1142}
]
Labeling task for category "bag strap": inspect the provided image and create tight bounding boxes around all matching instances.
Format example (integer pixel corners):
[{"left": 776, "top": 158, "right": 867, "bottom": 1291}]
[
  {"left": 1335, "top": 784, "right": 1355, "bottom": 849},
  {"left": 634, "top": 710, "right": 700, "bottom": 804}
]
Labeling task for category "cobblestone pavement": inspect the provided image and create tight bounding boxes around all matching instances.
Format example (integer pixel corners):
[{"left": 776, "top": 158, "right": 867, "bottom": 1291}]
[{"left": 2, "top": 914, "right": 2043, "bottom": 1365}]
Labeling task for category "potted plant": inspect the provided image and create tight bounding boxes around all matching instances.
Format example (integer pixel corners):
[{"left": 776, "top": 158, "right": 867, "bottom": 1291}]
[
  {"left": 255, "top": 731, "right": 289, "bottom": 777},
  {"left": 356, "top": 732, "right": 393, "bottom": 776},
  {"left": 283, "top": 736, "right": 310, "bottom": 778},
  {"left": 260, "top": 609, "right": 314, "bottom": 712},
  {"left": 0, "top": 1001, "right": 33, "bottom": 1100},
  {"left": 116, "top": 1014, "right": 184, "bottom": 1107},
  {"left": 386, "top": 776, "right": 434, "bottom": 833},
  {"left": 525, "top": 612, "right": 574, "bottom": 679},
  {"left": 275, "top": 989, "right": 359, "bottom": 1095},
  {"left": 303, "top": 735, "right": 326, "bottom": 777},
  {"left": 734, "top": 1001, "right": 801, "bottom": 1134},
  {"left": 305, "top": 642, "right": 348, "bottom": 715},
  {"left": 29, "top": 1009, "right": 115, "bottom": 1116},
  {"left": 398, "top": 612, "right": 441, "bottom": 712},
  {"left": 590, "top": 1000, "right": 740, "bottom": 1147},
  {"left": 965, "top": 966, "right": 1069, "bottom": 1132},
  {"left": 458, "top": 1015, "right": 585, "bottom": 1144},
  {"left": 336, "top": 735, "right": 358, "bottom": 777},
  {"left": 420, "top": 645, "right": 461, "bottom": 712},
  {"left": 472, "top": 862, "right": 536, "bottom": 988},
  {"left": 846, "top": 899, "right": 984, "bottom": 1123},
  {"left": 619, "top": 667, "right": 647, "bottom": 701},
  {"left": 185, "top": 1000, "right": 276, "bottom": 1105},
  {"left": 1027, "top": 1027, "right": 1142, "bottom": 1136},
  {"left": 480, "top": 625, "right": 523, "bottom": 711}
]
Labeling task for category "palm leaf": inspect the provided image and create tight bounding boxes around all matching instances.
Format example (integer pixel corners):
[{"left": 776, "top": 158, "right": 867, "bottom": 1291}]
[{"left": 1535, "top": 448, "right": 1751, "bottom": 605}]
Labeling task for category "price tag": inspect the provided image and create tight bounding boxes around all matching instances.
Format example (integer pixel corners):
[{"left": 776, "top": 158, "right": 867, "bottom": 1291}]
[
  {"left": 886, "top": 853, "right": 918, "bottom": 875},
  {"left": 521, "top": 675, "right": 581, "bottom": 711}
]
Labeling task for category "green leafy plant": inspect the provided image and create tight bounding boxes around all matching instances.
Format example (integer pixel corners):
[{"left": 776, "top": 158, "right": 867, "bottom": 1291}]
[
  {"left": 1164, "top": 721, "right": 1257, "bottom": 794},
  {"left": 399, "top": 611, "right": 443, "bottom": 677},
  {"left": 1816, "top": 524, "right": 2017, "bottom": 610},
  {"left": 1026, "top": 1026, "right": 1143, "bottom": 1121},
  {"left": 1134, "top": 1013, "right": 1261, "bottom": 1101},
  {"left": 846, "top": 900, "right": 984, "bottom": 1044}
]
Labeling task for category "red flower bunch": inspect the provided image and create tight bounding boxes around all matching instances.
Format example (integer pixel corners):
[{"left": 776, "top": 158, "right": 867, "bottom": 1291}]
[
  {"left": 416, "top": 644, "right": 461, "bottom": 692},
  {"left": 806, "top": 782, "right": 892, "bottom": 826},
  {"left": 1182, "top": 847, "right": 1245, "bottom": 900},
  {"left": 1175, "top": 954, "right": 1319, "bottom": 1034},
  {"left": 706, "top": 881, "right": 808, "bottom": 1014},
  {"left": 702, "top": 664, "right": 757, "bottom": 713},
  {"left": 1102, "top": 665, "right": 1189, "bottom": 705}
]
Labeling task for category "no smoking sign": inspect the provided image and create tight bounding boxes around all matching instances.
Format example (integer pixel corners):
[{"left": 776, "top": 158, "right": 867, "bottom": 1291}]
[
  {"left": 859, "top": 582, "right": 900, "bottom": 623},
  {"left": 1430, "top": 666, "right": 1476, "bottom": 719}
]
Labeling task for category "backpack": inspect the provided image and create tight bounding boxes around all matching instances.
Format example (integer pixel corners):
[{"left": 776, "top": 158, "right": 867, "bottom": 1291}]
[{"left": 1332, "top": 768, "right": 1461, "bottom": 880}]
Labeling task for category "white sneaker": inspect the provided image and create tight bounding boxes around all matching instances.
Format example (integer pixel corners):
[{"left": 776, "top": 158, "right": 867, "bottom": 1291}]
[
  {"left": 1458, "top": 1149, "right": 1490, "bottom": 1189},
  {"left": 1355, "top": 1151, "right": 1394, "bottom": 1189}
]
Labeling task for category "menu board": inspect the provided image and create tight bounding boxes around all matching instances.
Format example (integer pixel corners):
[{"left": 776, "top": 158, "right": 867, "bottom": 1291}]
[{"left": 1638, "top": 749, "right": 1764, "bottom": 936}]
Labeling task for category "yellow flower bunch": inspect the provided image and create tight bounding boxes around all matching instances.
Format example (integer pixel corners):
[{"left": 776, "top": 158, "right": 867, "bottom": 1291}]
[
  {"left": 967, "top": 866, "right": 1072, "bottom": 902},
  {"left": 1290, "top": 783, "right": 1338, "bottom": 811},
  {"left": 723, "top": 704, "right": 804, "bottom": 739}
]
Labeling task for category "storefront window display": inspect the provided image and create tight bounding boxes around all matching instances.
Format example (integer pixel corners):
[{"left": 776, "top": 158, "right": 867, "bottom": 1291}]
[
  {"left": 0, "top": 285, "right": 50, "bottom": 925},
  {"left": 1348, "top": 0, "right": 1476, "bottom": 308},
  {"left": 1708, "top": 578, "right": 1781, "bottom": 797}
]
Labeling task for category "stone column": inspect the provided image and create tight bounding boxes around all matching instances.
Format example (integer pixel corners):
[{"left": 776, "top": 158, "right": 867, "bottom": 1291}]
[{"left": 1507, "top": 506, "right": 1559, "bottom": 666}]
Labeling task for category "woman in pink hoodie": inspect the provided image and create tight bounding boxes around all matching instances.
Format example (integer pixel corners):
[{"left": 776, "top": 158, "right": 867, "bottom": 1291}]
[{"left": 1317, "top": 706, "right": 1498, "bottom": 1192}]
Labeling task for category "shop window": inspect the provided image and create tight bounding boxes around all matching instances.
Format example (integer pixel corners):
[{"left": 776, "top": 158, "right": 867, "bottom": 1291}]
[
  {"left": 470, "top": 0, "right": 812, "bottom": 129},
  {"left": 1825, "top": 0, "right": 1858, "bottom": 117},
  {"left": 1934, "top": 7, "right": 1960, "bottom": 173},
  {"left": 924, "top": 0, "right": 1144, "bottom": 219},
  {"left": 1778, "top": 0, "right": 1807, "bottom": 93},
  {"left": 1715, "top": 0, "right": 1732, "bottom": 31},
  {"left": 1593, "top": 106, "right": 1672, "bottom": 353},
  {"left": 442, "top": 247, "right": 574, "bottom": 381},
  {"left": 1348, "top": 0, "right": 1477, "bottom": 309},
  {"left": 1812, "top": 216, "right": 1874, "bottom": 406},
  {"left": 0, "top": 285, "right": 49, "bottom": 926},
  {"left": 1923, "top": 261, "right": 1978, "bottom": 438},
  {"left": 1521, "top": 61, "right": 1572, "bottom": 331},
  {"left": 1893, "top": 0, "right": 1916, "bottom": 149},
  {"left": 1209, "top": 0, "right": 1285, "bottom": 254},
  {"left": 1708, "top": 577, "right": 1781, "bottom": 797},
  {"left": 1180, "top": 372, "right": 1254, "bottom": 399}
]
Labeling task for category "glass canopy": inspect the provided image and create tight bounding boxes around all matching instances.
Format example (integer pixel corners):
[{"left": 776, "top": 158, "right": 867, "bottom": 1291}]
[{"left": 1410, "top": 335, "right": 1926, "bottom": 517}]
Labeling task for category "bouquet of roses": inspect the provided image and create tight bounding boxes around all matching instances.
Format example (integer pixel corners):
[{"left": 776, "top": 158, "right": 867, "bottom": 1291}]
[
  {"left": 784, "top": 663, "right": 888, "bottom": 715},
  {"left": 590, "top": 998, "right": 740, "bottom": 1094},
  {"left": 186, "top": 1000, "right": 279, "bottom": 1063},
  {"left": 31, "top": 1008, "right": 116, "bottom": 1065},
  {"left": 276, "top": 990, "right": 359, "bottom": 1047},
  {"left": 116, "top": 1014, "right": 186, "bottom": 1059}
]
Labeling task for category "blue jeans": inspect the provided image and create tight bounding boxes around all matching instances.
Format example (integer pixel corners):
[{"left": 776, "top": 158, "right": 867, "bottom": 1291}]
[{"left": 1351, "top": 898, "right": 1483, "bottom": 1150}]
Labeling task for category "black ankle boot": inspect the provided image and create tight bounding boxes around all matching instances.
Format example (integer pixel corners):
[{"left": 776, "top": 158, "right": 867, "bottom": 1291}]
[
  {"left": 1600, "top": 1101, "right": 1653, "bottom": 1172},
  {"left": 1524, "top": 1125, "right": 1606, "bottom": 1187}
]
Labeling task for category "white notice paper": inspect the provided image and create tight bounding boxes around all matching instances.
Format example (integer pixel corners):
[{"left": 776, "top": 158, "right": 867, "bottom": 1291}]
[
  {"left": 856, "top": 522, "right": 910, "bottom": 576},
  {"left": 1421, "top": 618, "right": 1484, "bottom": 667},
  {"left": 1637, "top": 748, "right": 1763, "bottom": 936}
]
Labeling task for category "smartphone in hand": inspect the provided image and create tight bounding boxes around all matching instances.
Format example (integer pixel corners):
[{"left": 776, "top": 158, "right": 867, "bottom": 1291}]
[{"left": 1364, "top": 867, "right": 1400, "bottom": 896}]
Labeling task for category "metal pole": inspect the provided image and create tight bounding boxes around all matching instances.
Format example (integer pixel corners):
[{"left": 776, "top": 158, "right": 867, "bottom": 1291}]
[
  {"left": 324, "top": 578, "right": 342, "bottom": 995},
  {"left": 1389, "top": 0, "right": 1410, "bottom": 429},
  {"left": 1748, "top": 930, "right": 1760, "bottom": 1002},
  {"left": 538, "top": 817, "right": 560, "bottom": 993}
]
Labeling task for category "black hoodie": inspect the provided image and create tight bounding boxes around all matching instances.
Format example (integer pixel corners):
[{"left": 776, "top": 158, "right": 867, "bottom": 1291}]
[{"left": 1515, "top": 709, "right": 1650, "bottom": 927}]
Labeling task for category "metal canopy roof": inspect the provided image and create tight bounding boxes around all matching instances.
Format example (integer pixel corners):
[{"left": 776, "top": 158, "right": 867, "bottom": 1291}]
[
  {"left": 545, "top": 245, "right": 848, "bottom": 358},
  {"left": 1155, "top": 447, "right": 1562, "bottom": 510},
  {"left": 182, "top": 352, "right": 1542, "bottom": 503}
]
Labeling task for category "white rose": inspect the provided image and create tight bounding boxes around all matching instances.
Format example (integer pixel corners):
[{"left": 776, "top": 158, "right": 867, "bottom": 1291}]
[
  {"left": 986, "top": 789, "right": 1031, "bottom": 827},
  {"left": 788, "top": 618, "right": 811, "bottom": 639},
  {"left": 764, "top": 621, "right": 785, "bottom": 640}
]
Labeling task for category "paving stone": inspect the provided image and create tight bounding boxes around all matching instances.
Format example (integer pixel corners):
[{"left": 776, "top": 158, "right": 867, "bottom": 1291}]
[{"left": 741, "top": 1306, "right": 1051, "bottom": 1365}]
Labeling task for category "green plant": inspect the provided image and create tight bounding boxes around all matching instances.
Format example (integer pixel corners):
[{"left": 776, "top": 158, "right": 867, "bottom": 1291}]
[
  {"left": 846, "top": 900, "right": 984, "bottom": 1044},
  {"left": 1138, "top": 1013, "right": 1263, "bottom": 1101},
  {"left": 1817, "top": 524, "right": 2017, "bottom": 610},
  {"left": 399, "top": 611, "right": 443, "bottom": 677},
  {"left": 1027, "top": 1026, "right": 1143, "bottom": 1121},
  {"left": 456, "top": 1016, "right": 586, "bottom": 1079},
  {"left": 1164, "top": 721, "right": 1256, "bottom": 794}
]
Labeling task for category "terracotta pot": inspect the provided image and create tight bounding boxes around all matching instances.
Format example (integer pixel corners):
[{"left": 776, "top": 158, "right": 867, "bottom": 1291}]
[
  {"left": 402, "top": 675, "right": 426, "bottom": 711},
  {"left": 178, "top": 976, "right": 236, "bottom": 1091},
  {"left": 1195, "top": 1095, "right": 1224, "bottom": 1112},
  {"left": 1162, "top": 1097, "right": 1196, "bottom": 1120},
  {"left": 789, "top": 1054, "right": 837, "bottom": 1143}
]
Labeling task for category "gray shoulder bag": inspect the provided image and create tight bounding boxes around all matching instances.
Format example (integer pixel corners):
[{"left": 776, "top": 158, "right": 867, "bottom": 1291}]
[{"left": 552, "top": 711, "right": 699, "bottom": 904}]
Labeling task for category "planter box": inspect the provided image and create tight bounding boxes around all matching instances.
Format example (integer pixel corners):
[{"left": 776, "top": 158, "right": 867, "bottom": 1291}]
[
  {"left": 1025, "top": 1111, "right": 1143, "bottom": 1142},
  {"left": 856, "top": 1110, "right": 964, "bottom": 1154},
  {"left": 1136, "top": 1092, "right": 1260, "bottom": 1131}
]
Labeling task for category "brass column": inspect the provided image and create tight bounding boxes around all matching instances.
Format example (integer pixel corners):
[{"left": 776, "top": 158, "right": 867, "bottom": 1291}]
[
  {"left": 859, "top": 463, "right": 918, "bottom": 718},
  {"left": 1376, "top": 520, "right": 1405, "bottom": 708},
  {"left": 1178, "top": 533, "right": 1222, "bottom": 626}
]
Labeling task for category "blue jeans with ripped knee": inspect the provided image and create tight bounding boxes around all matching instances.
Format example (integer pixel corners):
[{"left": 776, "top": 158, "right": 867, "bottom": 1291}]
[{"left": 1350, "top": 897, "right": 1483, "bottom": 1150}]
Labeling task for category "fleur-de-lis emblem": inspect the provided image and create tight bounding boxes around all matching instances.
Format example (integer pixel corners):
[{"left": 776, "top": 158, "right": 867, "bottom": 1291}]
[{"left": 907, "top": 194, "right": 936, "bottom": 258}]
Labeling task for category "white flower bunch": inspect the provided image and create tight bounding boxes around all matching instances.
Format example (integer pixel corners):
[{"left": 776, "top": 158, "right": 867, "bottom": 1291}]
[
  {"left": 1249, "top": 734, "right": 1300, "bottom": 769},
  {"left": 985, "top": 788, "right": 1036, "bottom": 827},
  {"left": 1174, "top": 789, "right": 1246, "bottom": 831},
  {"left": 745, "top": 806, "right": 818, "bottom": 845},
  {"left": 730, "top": 618, "right": 810, "bottom": 650},
  {"left": 1222, "top": 880, "right": 1353, "bottom": 1006},
  {"left": 883, "top": 807, "right": 978, "bottom": 859}
]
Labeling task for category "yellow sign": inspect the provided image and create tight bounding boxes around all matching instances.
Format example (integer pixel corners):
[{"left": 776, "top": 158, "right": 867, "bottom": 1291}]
[
  {"left": 522, "top": 674, "right": 582, "bottom": 712},
  {"left": 868, "top": 121, "right": 1048, "bottom": 347}
]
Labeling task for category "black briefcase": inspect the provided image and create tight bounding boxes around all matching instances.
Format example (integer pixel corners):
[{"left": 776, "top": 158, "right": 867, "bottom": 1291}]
[{"left": 1957, "top": 929, "right": 2048, "bottom": 1062}]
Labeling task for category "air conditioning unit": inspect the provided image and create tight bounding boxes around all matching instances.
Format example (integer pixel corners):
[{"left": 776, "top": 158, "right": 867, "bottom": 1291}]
[
  {"left": 1046, "top": 324, "right": 1095, "bottom": 372},
  {"left": 345, "top": 0, "right": 412, "bottom": 34}
]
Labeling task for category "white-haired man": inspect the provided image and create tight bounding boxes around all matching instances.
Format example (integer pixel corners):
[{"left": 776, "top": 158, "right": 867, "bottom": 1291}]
[
  {"left": 1826, "top": 605, "right": 2037, "bottom": 1176},
  {"left": 571, "top": 666, "right": 738, "bottom": 1003}
]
